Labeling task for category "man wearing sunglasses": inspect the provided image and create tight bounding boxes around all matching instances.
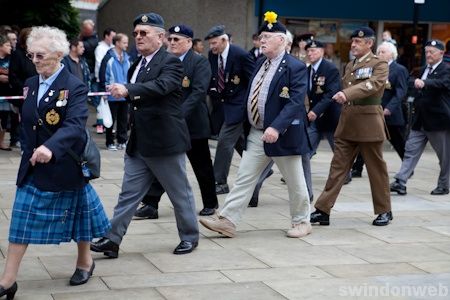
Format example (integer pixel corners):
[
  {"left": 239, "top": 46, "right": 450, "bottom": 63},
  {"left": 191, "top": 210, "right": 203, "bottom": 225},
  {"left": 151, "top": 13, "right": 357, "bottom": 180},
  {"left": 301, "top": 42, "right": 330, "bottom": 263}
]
[
  {"left": 134, "top": 24, "right": 219, "bottom": 218},
  {"left": 90, "top": 12, "right": 199, "bottom": 256}
]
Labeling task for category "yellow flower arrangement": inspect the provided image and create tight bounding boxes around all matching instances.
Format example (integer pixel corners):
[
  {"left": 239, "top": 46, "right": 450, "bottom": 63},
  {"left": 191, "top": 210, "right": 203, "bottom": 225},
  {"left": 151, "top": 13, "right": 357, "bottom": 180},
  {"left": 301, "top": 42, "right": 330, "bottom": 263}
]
[{"left": 264, "top": 11, "right": 278, "bottom": 25}]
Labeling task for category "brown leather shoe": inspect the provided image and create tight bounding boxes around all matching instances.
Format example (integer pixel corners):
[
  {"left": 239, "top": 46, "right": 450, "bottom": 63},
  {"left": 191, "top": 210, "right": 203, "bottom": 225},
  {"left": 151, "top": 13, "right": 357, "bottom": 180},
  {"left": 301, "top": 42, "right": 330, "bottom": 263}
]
[{"left": 199, "top": 215, "right": 236, "bottom": 237}]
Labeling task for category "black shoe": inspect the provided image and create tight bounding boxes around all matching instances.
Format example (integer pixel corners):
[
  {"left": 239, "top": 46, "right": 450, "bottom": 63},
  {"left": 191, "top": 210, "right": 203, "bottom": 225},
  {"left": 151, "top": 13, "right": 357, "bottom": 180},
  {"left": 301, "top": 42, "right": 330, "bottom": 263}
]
[
  {"left": 134, "top": 204, "right": 159, "bottom": 219},
  {"left": 0, "top": 282, "right": 17, "bottom": 300},
  {"left": 280, "top": 177, "right": 286, "bottom": 184},
  {"left": 199, "top": 207, "right": 216, "bottom": 216},
  {"left": 90, "top": 237, "right": 119, "bottom": 258},
  {"left": 215, "top": 183, "right": 229, "bottom": 195},
  {"left": 390, "top": 181, "right": 407, "bottom": 195},
  {"left": 351, "top": 169, "right": 362, "bottom": 178},
  {"left": 430, "top": 187, "right": 449, "bottom": 195},
  {"left": 173, "top": 241, "right": 198, "bottom": 255},
  {"left": 310, "top": 209, "right": 330, "bottom": 225},
  {"left": 372, "top": 211, "right": 393, "bottom": 226},
  {"left": 344, "top": 173, "right": 352, "bottom": 185},
  {"left": 69, "top": 261, "right": 95, "bottom": 286},
  {"left": 248, "top": 196, "right": 258, "bottom": 207}
]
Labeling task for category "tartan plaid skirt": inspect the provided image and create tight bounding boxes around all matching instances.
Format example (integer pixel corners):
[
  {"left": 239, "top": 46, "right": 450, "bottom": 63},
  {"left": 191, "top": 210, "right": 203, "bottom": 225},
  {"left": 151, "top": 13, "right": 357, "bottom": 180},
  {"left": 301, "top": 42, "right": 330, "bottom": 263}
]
[{"left": 9, "top": 178, "right": 111, "bottom": 244}]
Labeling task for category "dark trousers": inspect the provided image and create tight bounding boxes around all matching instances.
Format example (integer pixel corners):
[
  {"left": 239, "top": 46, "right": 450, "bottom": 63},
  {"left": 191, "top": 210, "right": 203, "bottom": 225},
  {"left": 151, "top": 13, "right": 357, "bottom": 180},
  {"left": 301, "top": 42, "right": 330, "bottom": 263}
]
[
  {"left": 143, "top": 138, "right": 219, "bottom": 209},
  {"left": 105, "top": 101, "right": 129, "bottom": 146},
  {"left": 353, "top": 125, "right": 406, "bottom": 172}
]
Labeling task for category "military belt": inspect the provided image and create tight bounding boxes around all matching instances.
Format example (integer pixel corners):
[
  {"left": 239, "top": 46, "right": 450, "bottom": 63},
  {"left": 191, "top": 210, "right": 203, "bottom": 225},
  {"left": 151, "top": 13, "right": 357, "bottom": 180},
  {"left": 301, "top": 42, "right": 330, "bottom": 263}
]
[{"left": 348, "top": 97, "right": 381, "bottom": 106}]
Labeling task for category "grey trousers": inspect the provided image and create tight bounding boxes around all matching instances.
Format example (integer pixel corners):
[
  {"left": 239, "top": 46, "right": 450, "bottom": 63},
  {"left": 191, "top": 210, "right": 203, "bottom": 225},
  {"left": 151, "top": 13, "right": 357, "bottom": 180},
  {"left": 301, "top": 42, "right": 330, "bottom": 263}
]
[
  {"left": 302, "top": 122, "right": 335, "bottom": 199},
  {"left": 395, "top": 129, "right": 450, "bottom": 189},
  {"left": 106, "top": 152, "right": 199, "bottom": 244},
  {"left": 220, "top": 128, "right": 310, "bottom": 225}
]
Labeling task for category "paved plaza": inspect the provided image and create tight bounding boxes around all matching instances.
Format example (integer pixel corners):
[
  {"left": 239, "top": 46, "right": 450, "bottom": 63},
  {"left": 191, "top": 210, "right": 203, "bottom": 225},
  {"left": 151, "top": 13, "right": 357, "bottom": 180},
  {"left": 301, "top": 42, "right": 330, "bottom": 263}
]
[{"left": 1, "top": 126, "right": 450, "bottom": 299}]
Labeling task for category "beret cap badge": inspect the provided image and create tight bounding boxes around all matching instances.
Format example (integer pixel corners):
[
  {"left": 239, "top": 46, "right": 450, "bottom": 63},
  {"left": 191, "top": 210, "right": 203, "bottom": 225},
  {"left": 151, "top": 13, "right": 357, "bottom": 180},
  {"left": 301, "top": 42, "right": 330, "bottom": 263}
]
[
  {"left": 431, "top": 41, "right": 436, "bottom": 46},
  {"left": 141, "top": 15, "right": 148, "bottom": 23},
  {"left": 358, "top": 30, "right": 364, "bottom": 37},
  {"left": 174, "top": 26, "right": 180, "bottom": 32}
]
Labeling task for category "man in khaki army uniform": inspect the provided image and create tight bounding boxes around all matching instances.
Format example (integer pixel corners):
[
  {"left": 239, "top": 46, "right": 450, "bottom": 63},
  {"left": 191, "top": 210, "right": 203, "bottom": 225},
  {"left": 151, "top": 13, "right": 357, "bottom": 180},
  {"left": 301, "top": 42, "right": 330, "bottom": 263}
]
[{"left": 310, "top": 27, "right": 393, "bottom": 226}]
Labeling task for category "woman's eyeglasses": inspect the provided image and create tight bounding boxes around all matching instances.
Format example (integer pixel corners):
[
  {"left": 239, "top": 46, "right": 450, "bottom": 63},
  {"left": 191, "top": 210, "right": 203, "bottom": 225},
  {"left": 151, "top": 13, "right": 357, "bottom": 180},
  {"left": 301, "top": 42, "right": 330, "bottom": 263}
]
[{"left": 26, "top": 52, "right": 48, "bottom": 60}]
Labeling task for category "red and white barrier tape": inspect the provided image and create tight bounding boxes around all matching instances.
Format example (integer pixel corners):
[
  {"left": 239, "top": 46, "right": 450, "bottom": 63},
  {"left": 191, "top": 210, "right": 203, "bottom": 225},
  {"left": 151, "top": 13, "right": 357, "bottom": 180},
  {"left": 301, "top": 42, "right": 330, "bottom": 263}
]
[{"left": 0, "top": 91, "right": 111, "bottom": 100}]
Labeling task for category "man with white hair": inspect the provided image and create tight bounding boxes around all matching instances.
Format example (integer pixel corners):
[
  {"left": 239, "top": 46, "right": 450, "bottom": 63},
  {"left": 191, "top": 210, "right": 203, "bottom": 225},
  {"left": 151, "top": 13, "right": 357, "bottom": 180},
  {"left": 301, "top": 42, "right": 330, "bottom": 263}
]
[
  {"left": 200, "top": 11, "right": 312, "bottom": 239},
  {"left": 390, "top": 39, "right": 450, "bottom": 196},
  {"left": 351, "top": 41, "right": 408, "bottom": 177}
]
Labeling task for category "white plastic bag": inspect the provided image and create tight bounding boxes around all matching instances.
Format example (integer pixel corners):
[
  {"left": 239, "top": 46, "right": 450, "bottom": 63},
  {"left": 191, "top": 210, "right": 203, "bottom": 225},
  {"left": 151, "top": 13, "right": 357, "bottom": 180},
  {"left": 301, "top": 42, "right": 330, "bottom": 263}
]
[{"left": 97, "top": 97, "right": 113, "bottom": 128}]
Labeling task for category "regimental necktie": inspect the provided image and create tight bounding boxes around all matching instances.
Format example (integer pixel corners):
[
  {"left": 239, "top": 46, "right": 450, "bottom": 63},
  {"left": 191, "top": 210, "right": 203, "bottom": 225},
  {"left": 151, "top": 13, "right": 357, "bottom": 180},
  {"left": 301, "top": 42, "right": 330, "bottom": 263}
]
[
  {"left": 217, "top": 55, "right": 225, "bottom": 93},
  {"left": 309, "top": 67, "right": 316, "bottom": 91},
  {"left": 421, "top": 65, "right": 433, "bottom": 80},
  {"left": 137, "top": 57, "right": 147, "bottom": 77},
  {"left": 250, "top": 60, "right": 271, "bottom": 124}
]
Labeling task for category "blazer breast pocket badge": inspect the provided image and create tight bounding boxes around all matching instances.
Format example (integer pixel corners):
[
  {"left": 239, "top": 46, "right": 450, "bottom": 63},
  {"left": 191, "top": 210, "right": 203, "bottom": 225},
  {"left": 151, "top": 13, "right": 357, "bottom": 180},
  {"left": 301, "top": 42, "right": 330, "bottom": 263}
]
[
  {"left": 279, "top": 86, "right": 290, "bottom": 98},
  {"left": 46, "top": 109, "right": 60, "bottom": 125},
  {"left": 315, "top": 76, "right": 325, "bottom": 94}
]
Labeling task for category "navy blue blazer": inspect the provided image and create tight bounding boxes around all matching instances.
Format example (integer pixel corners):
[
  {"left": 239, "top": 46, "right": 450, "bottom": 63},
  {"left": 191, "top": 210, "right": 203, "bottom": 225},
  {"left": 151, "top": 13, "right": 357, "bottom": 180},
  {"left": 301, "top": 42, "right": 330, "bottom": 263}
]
[
  {"left": 181, "top": 50, "right": 212, "bottom": 139},
  {"left": 381, "top": 61, "right": 408, "bottom": 126},
  {"left": 307, "top": 58, "right": 341, "bottom": 132},
  {"left": 410, "top": 61, "right": 450, "bottom": 131},
  {"left": 18, "top": 66, "right": 88, "bottom": 191},
  {"left": 245, "top": 53, "right": 312, "bottom": 156},
  {"left": 208, "top": 44, "right": 254, "bottom": 126}
]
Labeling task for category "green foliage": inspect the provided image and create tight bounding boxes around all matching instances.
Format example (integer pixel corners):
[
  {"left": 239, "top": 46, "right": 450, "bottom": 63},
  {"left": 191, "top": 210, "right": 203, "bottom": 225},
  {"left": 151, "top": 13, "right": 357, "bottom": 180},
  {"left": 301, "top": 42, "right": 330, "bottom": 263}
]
[{"left": 3, "top": 0, "right": 81, "bottom": 38}]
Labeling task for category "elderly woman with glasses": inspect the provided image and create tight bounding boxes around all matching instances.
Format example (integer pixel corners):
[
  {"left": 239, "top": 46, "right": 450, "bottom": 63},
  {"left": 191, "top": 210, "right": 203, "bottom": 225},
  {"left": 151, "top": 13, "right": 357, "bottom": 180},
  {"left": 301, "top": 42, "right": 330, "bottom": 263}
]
[{"left": 0, "top": 26, "right": 110, "bottom": 299}]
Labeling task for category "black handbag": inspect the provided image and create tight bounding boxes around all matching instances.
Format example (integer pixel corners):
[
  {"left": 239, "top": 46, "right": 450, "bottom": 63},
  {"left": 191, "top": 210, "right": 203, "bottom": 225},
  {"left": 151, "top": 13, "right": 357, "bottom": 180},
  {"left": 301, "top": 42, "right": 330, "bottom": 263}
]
[{"left": 34, "top": 109, "right": 101, "bottom": 181}]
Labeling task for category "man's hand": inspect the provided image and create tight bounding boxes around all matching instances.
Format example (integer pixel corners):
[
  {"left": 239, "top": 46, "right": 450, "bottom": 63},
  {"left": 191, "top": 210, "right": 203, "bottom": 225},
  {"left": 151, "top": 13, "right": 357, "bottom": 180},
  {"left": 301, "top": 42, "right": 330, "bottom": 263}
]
[
  {"left": 261, "top": 127, "right": 279, "bottom": 144},
  {"left": 107, "top": 83, "right": 129, "bottom": 99},
  {"left": 414, "top": 79, "right": 425, "bottom": 89},
  {"left": 332, "top": 91, "right": 347, "bottom": 104},
  {"left": 307, "top": 111, "right": 317, "bottom": 122},
  {"left": 30, "top": 145, "right": 53, "bottom": 166},
  {"left": 383, "top": 108, "right": 391, "bottom": 116}
]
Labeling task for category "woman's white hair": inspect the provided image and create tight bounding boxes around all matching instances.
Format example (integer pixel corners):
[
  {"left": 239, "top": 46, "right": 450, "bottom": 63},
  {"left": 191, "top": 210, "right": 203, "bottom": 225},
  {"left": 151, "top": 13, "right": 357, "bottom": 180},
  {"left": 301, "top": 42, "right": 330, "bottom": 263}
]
[
  {"left": 27, "top": 26, "right": 70, "bottom": 56},
  {"left": 378, "top": 41, "right": 398, "bottom": 60}
]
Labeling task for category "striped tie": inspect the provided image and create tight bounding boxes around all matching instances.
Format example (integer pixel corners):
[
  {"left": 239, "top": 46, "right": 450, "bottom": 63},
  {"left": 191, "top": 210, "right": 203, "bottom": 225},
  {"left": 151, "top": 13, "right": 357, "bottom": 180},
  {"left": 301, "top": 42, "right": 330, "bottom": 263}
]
[
  {"left": 250, "top": 60, "right": 271, "bottom": 124},
  {"left": 217, "top": 55, "right": 225, "bottom": 92}
]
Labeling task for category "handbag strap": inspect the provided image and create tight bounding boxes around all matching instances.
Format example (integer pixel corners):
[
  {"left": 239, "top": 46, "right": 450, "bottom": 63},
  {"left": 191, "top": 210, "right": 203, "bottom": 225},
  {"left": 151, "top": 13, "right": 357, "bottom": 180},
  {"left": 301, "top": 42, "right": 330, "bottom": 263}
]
[{"left": 33, "top": 107, "right": 84, "bottom": 165}]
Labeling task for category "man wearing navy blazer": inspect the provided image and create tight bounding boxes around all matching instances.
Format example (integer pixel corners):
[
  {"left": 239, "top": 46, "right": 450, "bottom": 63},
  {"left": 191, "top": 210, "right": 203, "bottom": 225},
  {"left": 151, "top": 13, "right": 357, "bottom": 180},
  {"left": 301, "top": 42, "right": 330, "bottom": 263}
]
[
  {"left": 90, "top": 12, "right": 199, "bottom": 256},
  {"left": 200, "top": 12, "right": 312, "bottom": 239},
  {"left": 301, "top": 40, "right": 341, "bottom": 202},
  {"left": 352, "top": 42, "right": 408, "bottom": 176},
  {"left": 390, "top": 39, "right": 450, "bottom": 196},
  {"left": 205, "top": 25, "right": 254, "bottom": 194}
]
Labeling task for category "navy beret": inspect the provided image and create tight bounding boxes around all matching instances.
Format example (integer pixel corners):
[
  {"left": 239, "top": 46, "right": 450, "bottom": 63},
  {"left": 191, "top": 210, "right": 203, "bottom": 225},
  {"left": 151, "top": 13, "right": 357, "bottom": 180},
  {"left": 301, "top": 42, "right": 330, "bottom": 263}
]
[
  {"left": 425, "top": 39, "right": 445, "bottom": 51},
  {"left": 205, "top": 25, "right": 226, "bottom": 40},
  {"left": 298, "top": 33, "right": 314, "bottom": 42},
  {"left": 258, "top": 11, "right": 286, "bottom": 35},
  {"left": 133, "top": 12, "right": 164, "bottom": 28},
  {"left": 350, "top": 26, "right": 375, "bottom": 39},
  {"left": 305, "top": 40, "right": 324, "bottom": 50},
  {"left": 169, "top": 24, "right": 194, "bottom": 38}
]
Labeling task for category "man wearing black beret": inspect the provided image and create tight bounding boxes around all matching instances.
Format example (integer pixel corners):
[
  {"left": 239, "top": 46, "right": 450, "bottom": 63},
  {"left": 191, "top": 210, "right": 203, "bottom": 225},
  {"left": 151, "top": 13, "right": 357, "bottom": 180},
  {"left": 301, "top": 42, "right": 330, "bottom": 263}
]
[
  {"left": 204, "top": 24, "right": 254, "bottom": 195},
  {"left": 311, "top": 26, "right": 393, "bottom": 226},
  {"left": 91, "top": 12, "right": 199, "bottom": 256},
  {"left": 391, "top": 39, "right": 450, "bottom": 196},
  {"left": 134, "top": 24, "right": 219, "bottom": 218}
]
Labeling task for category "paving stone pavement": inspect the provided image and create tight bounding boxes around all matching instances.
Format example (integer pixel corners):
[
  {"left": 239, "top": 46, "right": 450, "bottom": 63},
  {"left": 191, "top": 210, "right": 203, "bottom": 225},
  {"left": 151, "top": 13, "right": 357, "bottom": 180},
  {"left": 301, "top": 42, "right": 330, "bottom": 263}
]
[{"left": 1, "top": 127, "right": 449, "bottom": 299}]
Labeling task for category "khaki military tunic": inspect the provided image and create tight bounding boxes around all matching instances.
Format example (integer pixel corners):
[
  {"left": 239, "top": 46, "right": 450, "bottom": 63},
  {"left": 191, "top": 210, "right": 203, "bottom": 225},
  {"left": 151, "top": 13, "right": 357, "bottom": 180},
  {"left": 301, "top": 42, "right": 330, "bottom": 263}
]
[{"left": 315, "top": 51, "right": 392, "bottom": 216}]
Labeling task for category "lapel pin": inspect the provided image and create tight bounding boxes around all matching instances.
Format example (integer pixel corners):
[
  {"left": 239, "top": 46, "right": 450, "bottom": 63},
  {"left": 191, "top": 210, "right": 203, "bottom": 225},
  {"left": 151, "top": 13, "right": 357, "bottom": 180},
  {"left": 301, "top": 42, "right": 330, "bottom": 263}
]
[
  {"left": 44, "top": 97, "right": 49, "bottom": 102},
  {"left": 48, "top": 90, "right": 55, "bottom": 97}
]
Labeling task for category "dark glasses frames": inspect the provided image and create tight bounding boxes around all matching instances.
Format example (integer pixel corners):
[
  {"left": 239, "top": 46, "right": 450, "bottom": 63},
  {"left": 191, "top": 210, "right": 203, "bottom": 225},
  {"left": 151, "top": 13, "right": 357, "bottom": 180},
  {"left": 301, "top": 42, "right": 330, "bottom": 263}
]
[
  {"left": 26, "top": 52, "right": 48, "bottom": 60},
  {"left": 168, "top": 37, "right": 182, "bottom": 42},
  {"left": 132, "top": 30, "right": 151, "bottom": 38}
]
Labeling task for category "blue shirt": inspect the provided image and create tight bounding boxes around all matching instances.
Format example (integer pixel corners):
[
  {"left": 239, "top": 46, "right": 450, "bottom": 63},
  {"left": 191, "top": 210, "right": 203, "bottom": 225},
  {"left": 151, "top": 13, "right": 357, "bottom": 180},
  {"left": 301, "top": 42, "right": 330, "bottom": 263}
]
[{"left": 38, "top": 65, "right": 65, "bottom": 106}]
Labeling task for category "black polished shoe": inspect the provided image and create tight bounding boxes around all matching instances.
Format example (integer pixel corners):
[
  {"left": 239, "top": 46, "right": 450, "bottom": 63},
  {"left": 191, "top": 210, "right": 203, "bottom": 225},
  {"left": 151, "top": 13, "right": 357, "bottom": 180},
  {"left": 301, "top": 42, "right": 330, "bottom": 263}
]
[
  {"left": 351, "top": 169, "right": 362, "bottom": 178},
  {"left": 134, "top": 204, "right": 159, "bottom": 219},
  {"left": 390, "top": 181, "right": 407, "bottom": 195},
  {"left": 372, "top": 211, "right": 393, "bottom": 226},
  {"left": 90, "top": 237, "right": 119, "bottom": 258},
  {"left": 310, "top": 209, "right": 330, "bottom": 225},
  {"left": 344, "top": 173, "right": 352, "bottom": 185},
  {"left": 69, "top": 261, "right": 95, "bottom": 286},
  {"left": 215, "top": 183, "right": 229, "bottom": 195},
  {"left": 248, "top": 196, "right": 258, "bottom": 207},
  {"left": 173, "top": 241, "right": 198, "bottom": 255},
  {"left": 0, "top": 282, "right": 17, "bottom": 300},
  {"left": 199, "top": 207, "right": 216, "bottom": 216},
  {"left": 430, "top": 187, "right": 449, "bottom": 195}
]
